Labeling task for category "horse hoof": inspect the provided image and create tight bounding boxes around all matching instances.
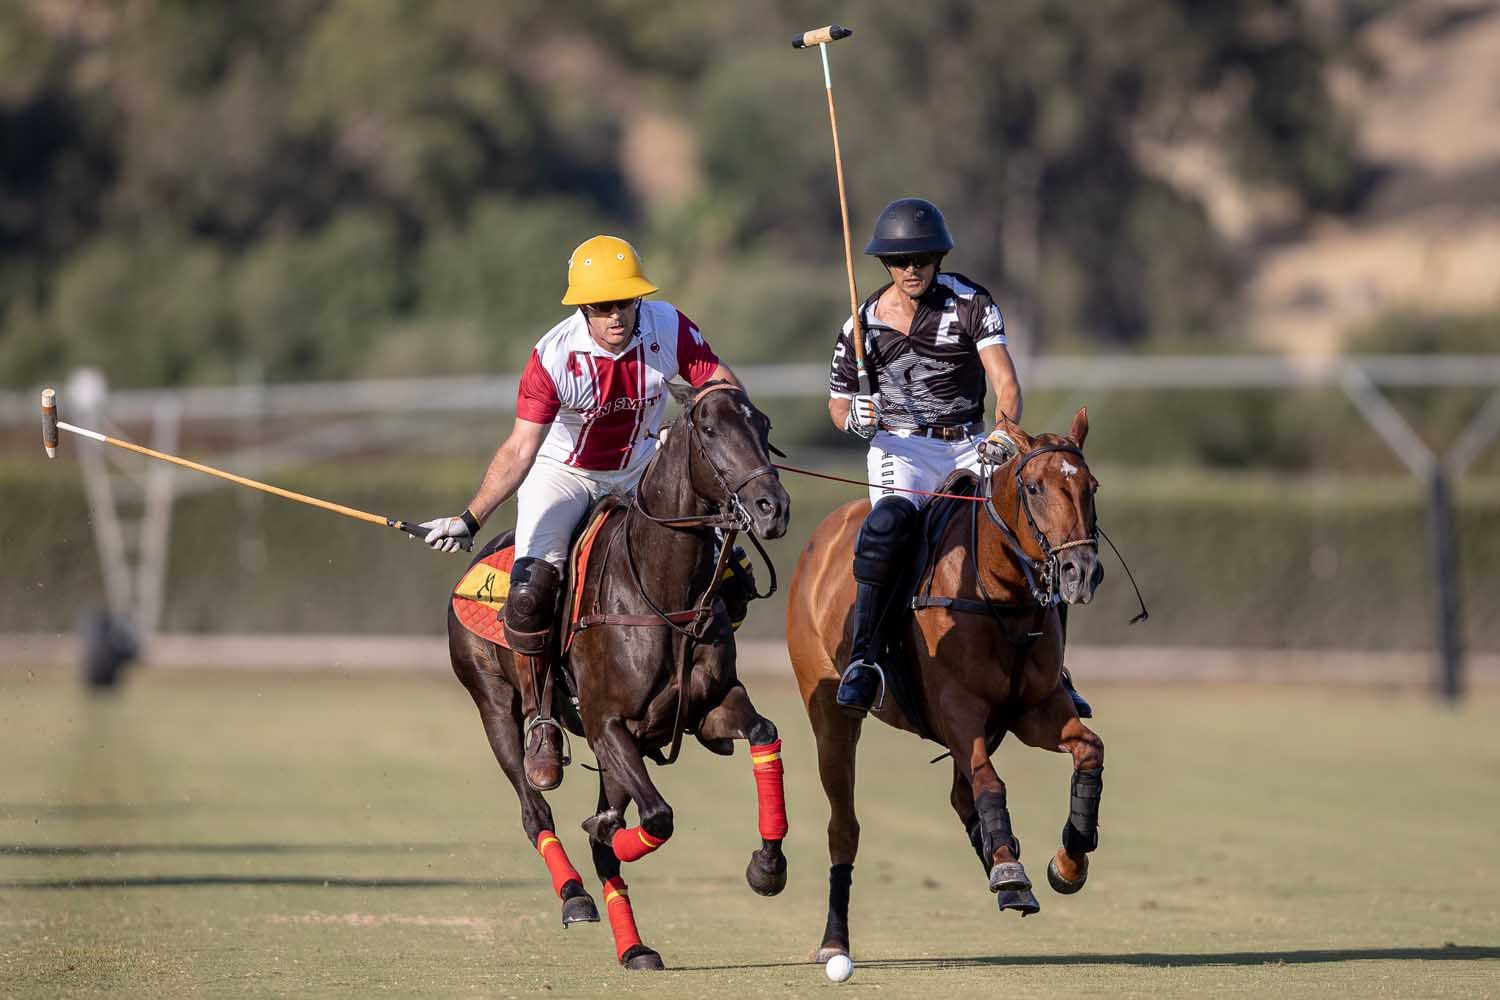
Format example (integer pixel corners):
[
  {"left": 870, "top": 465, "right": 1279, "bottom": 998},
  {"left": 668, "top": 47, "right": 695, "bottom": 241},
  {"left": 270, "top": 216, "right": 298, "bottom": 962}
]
[
  {"left": 1047, "top": 853, "right": 1088, "bottom": 895},
  {"left": 621, "top": 944, "right": 665, "bottom": 971},
  {"left": 814, "top": 945, "right": 849, "bottom": 964},
  {"left": 581, "top": 808, "right": 624, "bottom": 845},
  {"left": 987, "top": 861, "right": 1032, "bottom": 893},
  {"left": 560, "top": 893, "right": 600, "bottom": 927},
  {"left": 745, "top": 848, "right": 787, "bottom": 897},
  {"left": 997, "top": 888, "right": 1041, "bottom": 916}
]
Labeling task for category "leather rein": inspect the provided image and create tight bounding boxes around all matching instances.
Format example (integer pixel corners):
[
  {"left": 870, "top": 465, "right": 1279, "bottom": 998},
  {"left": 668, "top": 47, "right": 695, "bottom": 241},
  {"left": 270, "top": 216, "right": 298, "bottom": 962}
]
[{"left": 576, "top": 381, "right": 781, "bottom": 766}]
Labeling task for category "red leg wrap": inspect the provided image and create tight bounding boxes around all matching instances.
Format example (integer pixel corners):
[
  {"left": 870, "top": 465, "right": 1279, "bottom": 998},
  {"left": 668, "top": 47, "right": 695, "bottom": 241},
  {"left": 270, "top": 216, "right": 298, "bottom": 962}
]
[
  {"left": 751, "top": 738, "right": 789, "bottom": 840},
  {"left": 535, "top": 830, "right": 583, "bottom": 898},
  {"left": 601, "top": 876, "right": 643, "bottom": 962},
  {"left": 610, "top": 824, "right": 668, "bottom": 863}
]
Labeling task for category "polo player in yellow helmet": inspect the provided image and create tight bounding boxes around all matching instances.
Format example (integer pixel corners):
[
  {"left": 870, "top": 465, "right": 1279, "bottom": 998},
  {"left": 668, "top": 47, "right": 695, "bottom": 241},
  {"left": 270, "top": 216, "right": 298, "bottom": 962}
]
[{"left": 419, "top": 236, "right": 756, "bottom": 791}]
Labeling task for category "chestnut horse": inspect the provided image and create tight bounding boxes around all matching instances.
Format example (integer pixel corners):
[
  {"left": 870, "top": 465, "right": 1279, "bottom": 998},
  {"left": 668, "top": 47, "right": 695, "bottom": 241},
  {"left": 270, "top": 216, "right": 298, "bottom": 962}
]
[
  {"left": 449, "top": 381, "right": 792, "bottom": 970},
  {"left": 787, "top": 408, "right": 1106, "bottom": 962}
]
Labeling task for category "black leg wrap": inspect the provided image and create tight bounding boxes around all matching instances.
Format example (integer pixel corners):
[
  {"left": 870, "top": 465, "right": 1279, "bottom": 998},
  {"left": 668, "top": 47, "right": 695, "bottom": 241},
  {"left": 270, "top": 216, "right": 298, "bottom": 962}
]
[
  {"left": 824, "top": 863, "right": 853, "bottom": 943},
  {"left": 1062, "top": 768, "right": 1103, "bottom": 855},
  {"left": 965, "top": 814, "right": 986, "bottom": 867},
  {"left": 974, "top": 789, "right": 1019, "bottom": 862}
]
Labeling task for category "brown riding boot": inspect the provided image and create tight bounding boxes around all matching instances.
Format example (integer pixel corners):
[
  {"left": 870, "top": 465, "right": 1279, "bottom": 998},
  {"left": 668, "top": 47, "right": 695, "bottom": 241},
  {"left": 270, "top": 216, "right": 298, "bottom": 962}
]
[
  {"left": 504, "top": 557, "right": 566, "bottom": 792},
  {"left": 513, "top": 648, "right": 565, "bottom": 791}
]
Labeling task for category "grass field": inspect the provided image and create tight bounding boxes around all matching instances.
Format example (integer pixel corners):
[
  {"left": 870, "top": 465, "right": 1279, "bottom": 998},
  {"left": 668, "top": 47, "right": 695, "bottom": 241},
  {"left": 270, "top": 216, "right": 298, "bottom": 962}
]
[{"left": 1, "top": 666, "right": 1497, "bottom": 998}]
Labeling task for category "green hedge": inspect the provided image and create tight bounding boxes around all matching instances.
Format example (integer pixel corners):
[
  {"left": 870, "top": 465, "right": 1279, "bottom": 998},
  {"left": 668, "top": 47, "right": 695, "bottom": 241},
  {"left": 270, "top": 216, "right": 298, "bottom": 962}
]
[{"left": 6, "top": 460, "right": 1498, "bottom": 652}]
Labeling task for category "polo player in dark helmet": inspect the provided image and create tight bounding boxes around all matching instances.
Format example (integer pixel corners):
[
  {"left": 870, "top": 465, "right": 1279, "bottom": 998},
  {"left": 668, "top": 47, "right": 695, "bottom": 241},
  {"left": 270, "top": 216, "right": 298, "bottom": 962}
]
[{"left": 827, "top": 197, "right": 1093, "bottom": 718}]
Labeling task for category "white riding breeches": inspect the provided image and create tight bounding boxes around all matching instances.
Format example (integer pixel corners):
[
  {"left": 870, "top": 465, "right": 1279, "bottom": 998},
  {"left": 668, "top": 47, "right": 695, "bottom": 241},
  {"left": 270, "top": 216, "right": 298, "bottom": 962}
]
[
  {"left": 865, "top": 429, "right": 982, "bottom": 509},
  {"left": 514, "top": 455, "right": 647, "bottom": 567}
]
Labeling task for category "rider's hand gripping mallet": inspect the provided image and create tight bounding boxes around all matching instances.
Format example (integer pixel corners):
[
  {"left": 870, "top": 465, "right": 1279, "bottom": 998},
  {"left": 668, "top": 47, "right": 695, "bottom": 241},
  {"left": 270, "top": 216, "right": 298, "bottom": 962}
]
[
  {"left": 793, "top": 24, "right": 871, "bottom": 397},
  {"left": 39, "top": 388, "right": 470, "bottom": 550}
]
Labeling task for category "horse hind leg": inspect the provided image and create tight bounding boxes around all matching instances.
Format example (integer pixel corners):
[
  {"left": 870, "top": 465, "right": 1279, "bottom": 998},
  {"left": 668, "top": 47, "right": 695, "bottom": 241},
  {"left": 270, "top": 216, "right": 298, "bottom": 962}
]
[
  {"left": 588, "top": 770, "right": 664, "bottom": 971},
  {"left": 697, "top": 683, "right": 789, "bottom": 897},
  {"left": 452, "top": 643, "right": 599, "bottom": 928}
]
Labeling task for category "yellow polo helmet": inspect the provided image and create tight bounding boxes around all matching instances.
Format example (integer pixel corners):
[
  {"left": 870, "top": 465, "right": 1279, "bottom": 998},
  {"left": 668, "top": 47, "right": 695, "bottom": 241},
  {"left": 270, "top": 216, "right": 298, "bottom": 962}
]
[{"left": 561, "top": 235, "right": 658, "bottom": 306}]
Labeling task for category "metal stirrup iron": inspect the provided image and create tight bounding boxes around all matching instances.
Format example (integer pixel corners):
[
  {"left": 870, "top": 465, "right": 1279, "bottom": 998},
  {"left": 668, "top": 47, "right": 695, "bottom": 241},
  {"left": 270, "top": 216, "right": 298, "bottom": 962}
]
[{"left": 838, "top": 660, "right": 887, "bottom": 711}]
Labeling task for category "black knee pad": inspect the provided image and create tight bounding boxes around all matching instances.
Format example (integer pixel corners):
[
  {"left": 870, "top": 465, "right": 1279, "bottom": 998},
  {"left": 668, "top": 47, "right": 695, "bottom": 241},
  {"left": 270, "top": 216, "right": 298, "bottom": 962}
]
[
  {"left": 1062, "top": 768, "right": 1103, "bottom": 855},
  {"left": 853, "top": 497, "right": 919, "bottom": 583},
  {"left": 505, "top": 557, "right": 561, "bottom": 653}
]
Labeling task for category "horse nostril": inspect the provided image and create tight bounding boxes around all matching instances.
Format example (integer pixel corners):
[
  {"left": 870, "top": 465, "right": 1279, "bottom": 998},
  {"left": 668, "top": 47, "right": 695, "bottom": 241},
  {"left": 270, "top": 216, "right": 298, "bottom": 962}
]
[
  {"left": 1062, "top": 561, "right": 1081, "bottom": 581},
  {"left": 755, "top": 497, "right": 777, "bottom": 517}
]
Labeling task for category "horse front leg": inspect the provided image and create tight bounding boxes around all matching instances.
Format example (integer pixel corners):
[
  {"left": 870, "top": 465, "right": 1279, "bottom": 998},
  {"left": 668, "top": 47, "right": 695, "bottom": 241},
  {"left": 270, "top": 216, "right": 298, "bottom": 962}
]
[
  {"left": 807, "top": 681, "right": 863, "bottom": 961},
  {"left": 451, "top": 635, "right": 600, "bottom": 929},
  {"left": 939, "top": 694, "right": 1040, "bottom": 916},
  {"left": 697, "top": 682, "right": 788, "bottom": 896},
  {"left": 1013, "top": 689, "right": 1104, "bottom": 895},
  {"left": 583, "top": 717, "right": 671, "bottom": 970}
]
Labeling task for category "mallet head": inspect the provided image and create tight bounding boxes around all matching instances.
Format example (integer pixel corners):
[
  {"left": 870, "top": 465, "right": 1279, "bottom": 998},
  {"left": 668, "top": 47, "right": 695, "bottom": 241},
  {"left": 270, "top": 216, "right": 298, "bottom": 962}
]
[
  {"left": 41, "top": 388, "right": 58, "bottom": 458},
  {"left": 792, "top": 24, "right": 852, "bottom": 49}
]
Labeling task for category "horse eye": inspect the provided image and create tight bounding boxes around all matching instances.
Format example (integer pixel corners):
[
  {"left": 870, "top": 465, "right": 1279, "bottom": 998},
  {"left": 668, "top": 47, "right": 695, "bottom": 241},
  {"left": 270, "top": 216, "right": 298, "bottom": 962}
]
[{"left": 1026, "top": 482, "right": 1041, "bottom": 495}]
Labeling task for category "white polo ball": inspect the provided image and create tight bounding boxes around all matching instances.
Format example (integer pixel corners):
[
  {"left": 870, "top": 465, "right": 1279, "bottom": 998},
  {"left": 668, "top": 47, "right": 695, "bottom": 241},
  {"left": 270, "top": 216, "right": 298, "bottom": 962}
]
[{"left": 825, "top": 953, "right": 854, "bottom": 983}]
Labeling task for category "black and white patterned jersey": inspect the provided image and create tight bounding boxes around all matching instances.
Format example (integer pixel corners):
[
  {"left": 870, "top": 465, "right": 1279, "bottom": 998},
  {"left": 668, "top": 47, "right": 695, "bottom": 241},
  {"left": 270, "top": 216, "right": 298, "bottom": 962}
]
[{"left": 828, "top": 271, "right": 1008, "bottom": 430}]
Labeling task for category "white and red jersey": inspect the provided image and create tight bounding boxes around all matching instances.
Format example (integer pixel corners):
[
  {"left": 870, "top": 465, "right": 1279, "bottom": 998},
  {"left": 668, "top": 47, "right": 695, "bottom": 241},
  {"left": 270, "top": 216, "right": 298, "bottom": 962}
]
[{"left": 515, "top": 300, "right": 721, "bottom": 472}]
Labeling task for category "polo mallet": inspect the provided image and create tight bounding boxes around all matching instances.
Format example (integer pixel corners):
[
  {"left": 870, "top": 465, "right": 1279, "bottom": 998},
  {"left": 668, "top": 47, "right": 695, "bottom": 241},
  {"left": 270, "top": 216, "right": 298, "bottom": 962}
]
[
  {"left": 40, "top": 388, "right": 470, "bottom": 550},
  {"left": 793, "top": 24, "right": 871, "bottom": 396}
]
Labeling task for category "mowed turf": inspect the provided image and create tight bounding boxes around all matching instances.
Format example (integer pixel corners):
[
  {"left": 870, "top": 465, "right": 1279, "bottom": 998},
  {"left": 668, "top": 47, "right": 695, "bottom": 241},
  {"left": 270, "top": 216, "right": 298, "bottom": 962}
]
[{"left": 1, "top": 665, "right": 1496, "bottom": 999}]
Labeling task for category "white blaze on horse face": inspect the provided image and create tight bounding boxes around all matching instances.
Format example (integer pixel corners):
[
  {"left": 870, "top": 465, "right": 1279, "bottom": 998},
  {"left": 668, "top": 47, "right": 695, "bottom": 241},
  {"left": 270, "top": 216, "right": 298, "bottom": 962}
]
[{"left": 1061, "top": 458, "right": 1079, "bottom": 479}]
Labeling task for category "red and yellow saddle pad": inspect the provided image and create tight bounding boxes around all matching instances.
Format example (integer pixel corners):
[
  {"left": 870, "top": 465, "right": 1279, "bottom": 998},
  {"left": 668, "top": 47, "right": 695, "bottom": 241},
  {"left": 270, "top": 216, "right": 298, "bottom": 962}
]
[
  {"left": 450, "top": 505, "right": 619, "bottom": 651},
  {"left": 451, "top": 548, "right": 515, "bottom": 646}
]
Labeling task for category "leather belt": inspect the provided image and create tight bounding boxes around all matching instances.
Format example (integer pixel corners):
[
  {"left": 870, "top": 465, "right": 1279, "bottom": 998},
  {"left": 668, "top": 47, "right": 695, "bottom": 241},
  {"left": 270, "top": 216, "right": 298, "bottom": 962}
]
[{"left": 882, "top": 422, "right": 980, "bottom": 441}]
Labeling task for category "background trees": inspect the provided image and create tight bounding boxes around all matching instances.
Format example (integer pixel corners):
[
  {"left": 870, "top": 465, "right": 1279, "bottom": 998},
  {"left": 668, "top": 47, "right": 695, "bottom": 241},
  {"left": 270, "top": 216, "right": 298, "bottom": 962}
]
[{"left": 0, "top": 0, "right": 1372, "bottom": 387}]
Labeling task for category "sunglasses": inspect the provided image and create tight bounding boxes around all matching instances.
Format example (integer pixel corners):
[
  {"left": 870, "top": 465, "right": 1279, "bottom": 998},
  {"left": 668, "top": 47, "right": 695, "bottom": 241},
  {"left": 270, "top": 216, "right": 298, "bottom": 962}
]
[
  {"left": 581, "top": 298, "right": 639, "bottom": 316},
  {"left": 880, "top": 253, "right": 941, "bottom": 270}
]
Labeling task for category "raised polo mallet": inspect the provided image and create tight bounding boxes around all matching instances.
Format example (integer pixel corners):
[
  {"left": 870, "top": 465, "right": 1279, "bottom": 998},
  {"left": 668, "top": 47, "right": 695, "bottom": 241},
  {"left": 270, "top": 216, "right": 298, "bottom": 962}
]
[
  {"left": 793, "top": 23, "right": 871, "bottom": 396},
  {"left": 39, "top": 387, "right": 469, "bottom": 550}
]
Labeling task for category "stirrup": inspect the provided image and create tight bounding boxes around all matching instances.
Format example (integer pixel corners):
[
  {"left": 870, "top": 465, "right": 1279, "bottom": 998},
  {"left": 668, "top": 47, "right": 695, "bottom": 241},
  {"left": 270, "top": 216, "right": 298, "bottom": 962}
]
[
  {"left": 837, "top": 659, "right": 886, "bottom": 711},
  {"left": 524, "top": 715, "right": 572, "bottom": 768}
]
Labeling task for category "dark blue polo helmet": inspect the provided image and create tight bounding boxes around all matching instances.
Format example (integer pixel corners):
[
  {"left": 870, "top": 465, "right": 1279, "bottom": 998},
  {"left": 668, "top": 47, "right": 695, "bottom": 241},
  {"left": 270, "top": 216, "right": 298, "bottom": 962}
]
[{"left": 863, "top": 197, "right": 955, "bottom": 256}]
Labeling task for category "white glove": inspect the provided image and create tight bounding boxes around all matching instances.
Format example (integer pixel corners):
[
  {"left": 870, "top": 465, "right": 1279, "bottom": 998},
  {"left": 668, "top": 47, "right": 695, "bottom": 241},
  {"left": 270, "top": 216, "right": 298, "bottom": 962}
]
[
  {"left": 420, "top": 512, "right": 478, "bottom": 553},
  {"left": 978, "top": 425, "right": 1020, "bottom": 464},
  {"left": 844, "top": 393, "right": 882, "bottom": 440}
]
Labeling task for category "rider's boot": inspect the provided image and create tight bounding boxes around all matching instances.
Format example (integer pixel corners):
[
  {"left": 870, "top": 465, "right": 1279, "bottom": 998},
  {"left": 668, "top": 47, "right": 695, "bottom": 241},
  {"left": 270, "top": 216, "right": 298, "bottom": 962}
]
[
  {"left": 836, "top": 498, "right": 918, "bottom": 717},
  {"left": 1057, "top": 604, "right": 1092, "bottom": 719},
  {"left": 505, "top": 558, "right": 566, "bottom": 791},
  {"left": 717, "top": 544, "right": 758, "bottom": 632}
]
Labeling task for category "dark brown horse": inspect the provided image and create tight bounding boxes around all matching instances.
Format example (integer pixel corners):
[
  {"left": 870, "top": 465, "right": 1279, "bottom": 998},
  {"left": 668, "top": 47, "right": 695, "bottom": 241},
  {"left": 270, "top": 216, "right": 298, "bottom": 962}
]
[
  {"left": 787, "top": 408, "right": 1106, "bottom": 962},
  {"left": 448, "top": 381, "right": 791, "bottom": 971}
]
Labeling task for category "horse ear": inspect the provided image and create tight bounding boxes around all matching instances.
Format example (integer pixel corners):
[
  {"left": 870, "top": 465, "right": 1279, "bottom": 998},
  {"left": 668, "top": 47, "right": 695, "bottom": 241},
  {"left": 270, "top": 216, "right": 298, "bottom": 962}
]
[
  {"left": 668, "top": 380, "right": 696, "bottom": 407},
  {"left": 998, "top": 411, "right": 1033, "bottom": 448},
  {"left": 1069, "top": 406, "right": 1089, "bottom": 447}
]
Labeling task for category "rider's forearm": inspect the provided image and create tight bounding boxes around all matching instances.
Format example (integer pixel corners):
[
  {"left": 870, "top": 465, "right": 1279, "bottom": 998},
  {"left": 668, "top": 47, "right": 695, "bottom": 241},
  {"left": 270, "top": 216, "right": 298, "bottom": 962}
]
[
  {"left": 829, "top": 397, "right": 852, "bottom": 431},
  {"left": 980, "top": 345, "right": 1022, "bottom": 424},
  {"left": 465, "top": 440, "right": 535, "bottom": 525},
  {"left": 994, "top": 383, "right": 1022, "bottom": 425}
]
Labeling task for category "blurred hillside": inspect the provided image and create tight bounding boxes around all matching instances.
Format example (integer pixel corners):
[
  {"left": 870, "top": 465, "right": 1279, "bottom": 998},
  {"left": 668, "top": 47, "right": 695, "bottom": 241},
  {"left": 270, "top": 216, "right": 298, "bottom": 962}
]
[
  {"left": 1247, "top": 1, "right": 1500, "bottom": 353},
  {"left": 4, "top": 0, "right": 1447, "bottom": 391}
]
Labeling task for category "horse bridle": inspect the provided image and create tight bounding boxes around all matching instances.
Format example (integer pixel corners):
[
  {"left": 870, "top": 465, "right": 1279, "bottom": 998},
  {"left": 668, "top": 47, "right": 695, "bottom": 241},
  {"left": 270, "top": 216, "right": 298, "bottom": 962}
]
[
  {"left": 980, "top": 442, "right": 1099, "bottom": 607},
  {"left": 631, "top": 382, "right": 780, "bottom": 536}
]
